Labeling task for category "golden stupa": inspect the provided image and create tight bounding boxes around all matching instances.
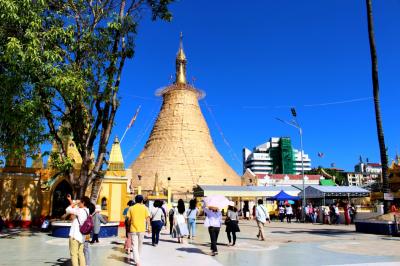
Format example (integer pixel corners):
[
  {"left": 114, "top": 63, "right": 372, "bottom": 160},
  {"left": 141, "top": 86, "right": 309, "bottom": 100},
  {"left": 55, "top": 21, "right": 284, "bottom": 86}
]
[{"left": 129, "top": 34, "right": 241, "bottom": 194}]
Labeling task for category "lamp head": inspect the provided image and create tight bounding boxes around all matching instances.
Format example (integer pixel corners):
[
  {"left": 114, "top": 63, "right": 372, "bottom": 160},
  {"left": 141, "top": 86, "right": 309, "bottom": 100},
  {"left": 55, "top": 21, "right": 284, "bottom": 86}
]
[{"left": 291, "top": 107, "right": 297, "bottom": 117}]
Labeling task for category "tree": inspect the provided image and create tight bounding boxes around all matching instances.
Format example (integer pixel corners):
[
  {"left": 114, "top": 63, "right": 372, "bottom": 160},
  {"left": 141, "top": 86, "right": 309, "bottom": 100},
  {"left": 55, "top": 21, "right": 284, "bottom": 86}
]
[
  {"left": 365, "top": 0, "right": 390, "bottom": 213},
  {"left": 0, "top": 0, "right": 51, "bottom": 161},
  {"left": 0, "top": 0, "right": 174, "bottom": 199}
]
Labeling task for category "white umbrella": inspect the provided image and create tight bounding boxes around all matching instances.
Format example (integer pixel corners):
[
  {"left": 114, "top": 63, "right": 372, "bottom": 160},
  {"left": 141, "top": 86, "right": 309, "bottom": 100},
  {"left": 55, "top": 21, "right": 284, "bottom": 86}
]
[{"left": 203, "top": 195, "right": 230, "bottom": 209}]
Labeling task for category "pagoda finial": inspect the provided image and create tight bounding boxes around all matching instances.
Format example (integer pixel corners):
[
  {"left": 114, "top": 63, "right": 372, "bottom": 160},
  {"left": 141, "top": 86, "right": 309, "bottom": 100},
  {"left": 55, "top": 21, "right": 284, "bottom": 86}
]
[{"left": 175, "top": 32, "right": 187, "bottom": 85}]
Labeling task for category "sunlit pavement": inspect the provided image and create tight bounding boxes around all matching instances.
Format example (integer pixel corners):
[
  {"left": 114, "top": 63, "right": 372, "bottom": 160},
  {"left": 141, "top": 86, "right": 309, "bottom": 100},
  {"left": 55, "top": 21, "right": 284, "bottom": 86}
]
[{"left": 1, "top": 221, "right": 400, "bottom": 266}]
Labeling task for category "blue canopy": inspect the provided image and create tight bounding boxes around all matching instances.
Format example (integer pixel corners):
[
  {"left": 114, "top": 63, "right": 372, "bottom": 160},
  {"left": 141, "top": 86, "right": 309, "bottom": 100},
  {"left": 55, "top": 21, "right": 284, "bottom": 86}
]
[{"left": 268, "top": 190, "right": 299, "bottom": 201}]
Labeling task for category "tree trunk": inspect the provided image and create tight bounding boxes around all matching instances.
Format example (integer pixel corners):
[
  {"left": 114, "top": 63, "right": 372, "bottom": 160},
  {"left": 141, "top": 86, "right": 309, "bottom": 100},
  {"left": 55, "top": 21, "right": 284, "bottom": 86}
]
[{"left": 366, "top": 0, "right": 390, "bottom": 213}]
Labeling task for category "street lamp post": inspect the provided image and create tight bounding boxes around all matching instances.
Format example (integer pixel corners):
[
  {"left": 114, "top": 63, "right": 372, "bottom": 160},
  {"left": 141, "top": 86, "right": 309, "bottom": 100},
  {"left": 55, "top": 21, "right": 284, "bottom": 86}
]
[
  {"left": 167, "top": 177, "right": 172, "bottom": 205},
  {"left": 276, "top": 107, "right": 306, "bottom": 222}
]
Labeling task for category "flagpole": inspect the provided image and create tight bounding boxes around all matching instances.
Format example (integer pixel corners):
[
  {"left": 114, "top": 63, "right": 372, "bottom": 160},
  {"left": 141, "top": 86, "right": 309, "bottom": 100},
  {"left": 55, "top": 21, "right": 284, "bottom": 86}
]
[{"left": 120, "top": 127, "right": 130, "bottom": 143}]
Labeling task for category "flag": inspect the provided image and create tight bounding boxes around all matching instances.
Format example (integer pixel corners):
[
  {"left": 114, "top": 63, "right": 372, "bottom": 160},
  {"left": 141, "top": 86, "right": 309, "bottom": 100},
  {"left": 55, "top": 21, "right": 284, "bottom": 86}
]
[{"left": 128, "top": 106, "right": 141, "bottom": 128}]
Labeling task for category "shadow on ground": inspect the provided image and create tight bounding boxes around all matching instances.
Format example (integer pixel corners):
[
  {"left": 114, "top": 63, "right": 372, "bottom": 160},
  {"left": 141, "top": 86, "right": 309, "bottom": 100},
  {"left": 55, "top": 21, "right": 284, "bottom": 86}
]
[
  {"left": 44, "top": 258, "right": 71, "bottom": 266},
  {"left": 271, "top": 229, "right": 356, "bottom": 236},
  {"left": 176, "top": 247, "right": 207, "bottom": 255}
]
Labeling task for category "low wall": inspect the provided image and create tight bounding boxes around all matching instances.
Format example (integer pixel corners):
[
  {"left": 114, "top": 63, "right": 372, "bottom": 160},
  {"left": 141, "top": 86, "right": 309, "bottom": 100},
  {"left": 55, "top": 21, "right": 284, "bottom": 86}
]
[
  {"left": 355, "top": 219, "right": 398, "bottom": 236},
  {"left": 51, "top": 221, "right": 119, "bottom": 238}
]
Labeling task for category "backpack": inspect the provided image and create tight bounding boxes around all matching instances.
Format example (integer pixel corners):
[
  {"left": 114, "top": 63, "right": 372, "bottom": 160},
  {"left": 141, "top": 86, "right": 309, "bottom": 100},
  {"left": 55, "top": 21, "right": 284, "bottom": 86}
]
[{"left": 78, "top": 209, "right": 94, "bottom": 235}]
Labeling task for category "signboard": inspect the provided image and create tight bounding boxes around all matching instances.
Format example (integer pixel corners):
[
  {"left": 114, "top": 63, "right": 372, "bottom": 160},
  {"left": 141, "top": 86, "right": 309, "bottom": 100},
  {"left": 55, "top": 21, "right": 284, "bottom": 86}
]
[{"left": 384, "top": 193, "right": 394, "bottom": 201}]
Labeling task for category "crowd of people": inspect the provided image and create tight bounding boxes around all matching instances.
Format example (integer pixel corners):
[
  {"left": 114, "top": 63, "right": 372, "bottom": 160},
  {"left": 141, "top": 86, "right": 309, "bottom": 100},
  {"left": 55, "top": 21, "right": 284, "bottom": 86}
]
[{"left": 63, "top": 194, "right": 368, "bottom": 266}]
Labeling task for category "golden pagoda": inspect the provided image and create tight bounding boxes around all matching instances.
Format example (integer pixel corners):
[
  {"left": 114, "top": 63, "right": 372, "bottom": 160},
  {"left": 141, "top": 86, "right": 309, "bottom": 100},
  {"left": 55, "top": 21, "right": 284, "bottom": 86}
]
[{"left": 129, "top": 33, "right": 241, "bottom": 195}]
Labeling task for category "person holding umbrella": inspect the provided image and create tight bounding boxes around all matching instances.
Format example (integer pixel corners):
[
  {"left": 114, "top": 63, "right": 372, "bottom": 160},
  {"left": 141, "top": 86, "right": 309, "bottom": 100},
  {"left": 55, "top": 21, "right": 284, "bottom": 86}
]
[{"left": 203, "top": 195, "right": 227, "bottom": 256}]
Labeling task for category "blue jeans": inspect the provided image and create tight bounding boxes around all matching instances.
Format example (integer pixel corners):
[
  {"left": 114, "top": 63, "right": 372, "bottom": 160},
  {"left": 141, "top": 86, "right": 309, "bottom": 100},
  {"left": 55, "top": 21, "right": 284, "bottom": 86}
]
[
  {"left": 188, "top": 218, "right": 196, "bottom": 237},
  {"left": 151, "top": 220, "right": 163, "bottom": 245}
]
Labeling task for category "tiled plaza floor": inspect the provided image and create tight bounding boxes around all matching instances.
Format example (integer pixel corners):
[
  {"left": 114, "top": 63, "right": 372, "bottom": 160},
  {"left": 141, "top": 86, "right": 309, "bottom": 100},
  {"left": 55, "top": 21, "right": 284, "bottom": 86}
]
[{"left": 1, "top": 221, "right": 400, "bottom": 266}]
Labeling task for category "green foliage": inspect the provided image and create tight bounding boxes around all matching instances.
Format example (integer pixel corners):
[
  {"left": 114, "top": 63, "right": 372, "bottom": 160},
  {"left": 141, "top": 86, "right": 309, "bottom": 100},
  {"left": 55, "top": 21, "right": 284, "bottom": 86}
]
[
  {"left": 0, "top": 0, "right": 174, "bottom": 197},
  {"left": 49, "top": 152, "right": 74, "bottom": 173}
]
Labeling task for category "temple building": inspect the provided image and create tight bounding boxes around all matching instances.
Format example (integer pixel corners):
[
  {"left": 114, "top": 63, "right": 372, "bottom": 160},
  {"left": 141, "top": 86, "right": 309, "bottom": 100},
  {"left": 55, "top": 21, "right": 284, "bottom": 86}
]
[
  {"left": 129, "top": 34, "right": 241, "bottom": 198},
  {"left": 0, "top": 136, "right": 130, "bottom": 227}
]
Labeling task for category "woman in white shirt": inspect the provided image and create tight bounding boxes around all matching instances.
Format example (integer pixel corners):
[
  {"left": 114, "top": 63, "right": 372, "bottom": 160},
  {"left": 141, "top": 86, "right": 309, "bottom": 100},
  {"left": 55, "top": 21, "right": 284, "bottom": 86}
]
[
  {"left": 66, "top": 194, "right": 91, "bottom": 266},
  {"left": 174, "top": 199, "right": 189, "bottom": 243},
  {"left": 204, "top": 206, "right": 222, "bottom": 256},
  {"left": 285, "top": 204, "right": 293, "bottom": 223},
  {"left": 150, "top": 200, "right": 165, "bottom": 246}
]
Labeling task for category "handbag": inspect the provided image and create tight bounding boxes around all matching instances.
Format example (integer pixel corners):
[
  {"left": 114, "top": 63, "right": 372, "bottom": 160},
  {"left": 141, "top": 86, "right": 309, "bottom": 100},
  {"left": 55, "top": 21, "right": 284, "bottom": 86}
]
[{"left": 224, "top": 217, "right": 231, "bottom": 226}]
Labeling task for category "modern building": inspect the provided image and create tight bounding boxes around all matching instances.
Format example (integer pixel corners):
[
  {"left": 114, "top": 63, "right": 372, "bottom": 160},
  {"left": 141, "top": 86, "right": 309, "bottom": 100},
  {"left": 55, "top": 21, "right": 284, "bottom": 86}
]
[
  {"left": 243, "top": 137, "right": 311, "bottom": 175},
  {"left": 347, "top": 159, "right": 382, "bottom": 187}
]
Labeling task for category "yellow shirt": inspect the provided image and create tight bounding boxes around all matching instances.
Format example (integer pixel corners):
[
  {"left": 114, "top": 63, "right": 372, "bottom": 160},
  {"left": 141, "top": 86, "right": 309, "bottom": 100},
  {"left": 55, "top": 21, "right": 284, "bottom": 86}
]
[{"left": 127, "top": 204, "right": 150, "bottom": 233}]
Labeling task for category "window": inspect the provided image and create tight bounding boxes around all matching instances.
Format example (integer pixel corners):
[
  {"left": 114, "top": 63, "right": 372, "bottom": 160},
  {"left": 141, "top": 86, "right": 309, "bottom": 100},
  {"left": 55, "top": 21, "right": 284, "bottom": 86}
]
[{"left": 101, "top": 197, "right": 107, "bottom": 210}]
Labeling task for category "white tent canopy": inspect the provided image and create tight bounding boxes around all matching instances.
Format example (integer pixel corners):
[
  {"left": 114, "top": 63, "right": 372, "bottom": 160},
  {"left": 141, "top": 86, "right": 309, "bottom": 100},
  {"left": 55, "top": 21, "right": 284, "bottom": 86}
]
[{"left": 299, "top": 185, "right": 370, "bottom": 199}]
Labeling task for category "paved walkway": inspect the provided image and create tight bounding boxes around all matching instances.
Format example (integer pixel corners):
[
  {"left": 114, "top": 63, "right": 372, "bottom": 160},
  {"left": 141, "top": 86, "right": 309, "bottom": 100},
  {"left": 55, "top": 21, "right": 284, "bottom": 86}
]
[{"left": 1, "top": 221, "right": 400, "bottom": 266}]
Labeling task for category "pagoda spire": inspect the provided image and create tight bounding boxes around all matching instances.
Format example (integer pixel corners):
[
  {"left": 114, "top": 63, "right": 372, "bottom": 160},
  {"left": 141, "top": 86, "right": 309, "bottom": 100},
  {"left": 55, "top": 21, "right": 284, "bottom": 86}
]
[
  {"left": 108, "top": 136, "right": 125, "bottom": 171},
  {"left": 175, "top": 32, "right": 187, "bottom": 85}
]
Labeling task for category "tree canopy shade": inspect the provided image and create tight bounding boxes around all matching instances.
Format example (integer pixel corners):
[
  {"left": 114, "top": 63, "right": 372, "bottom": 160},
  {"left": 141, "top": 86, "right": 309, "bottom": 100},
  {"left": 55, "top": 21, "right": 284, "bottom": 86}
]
[{"left": 0, "top": 0, "right": 174, "bottom": 198}]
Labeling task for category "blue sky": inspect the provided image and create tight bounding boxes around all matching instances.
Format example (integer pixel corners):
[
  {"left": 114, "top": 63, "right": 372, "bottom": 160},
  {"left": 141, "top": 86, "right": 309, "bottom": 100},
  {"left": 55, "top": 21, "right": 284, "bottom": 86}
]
[{"left": 113, "top": 0, "right": 400, "bottom": 174}]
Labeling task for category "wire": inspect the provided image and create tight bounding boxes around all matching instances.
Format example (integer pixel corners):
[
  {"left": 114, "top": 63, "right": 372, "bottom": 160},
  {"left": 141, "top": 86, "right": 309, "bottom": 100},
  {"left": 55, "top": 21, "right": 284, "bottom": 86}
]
[
  {"left": 203, "top": 100, "right": 242, "bottom": 168},
  {"left": 124, "top": 105, "right": 159, "bottom": 161},
  {"left": 303, "top": 97, "right": 373, "bottom": 107},
  {"left": 242, "top": 96, "right": 372, "bottom": 110}
]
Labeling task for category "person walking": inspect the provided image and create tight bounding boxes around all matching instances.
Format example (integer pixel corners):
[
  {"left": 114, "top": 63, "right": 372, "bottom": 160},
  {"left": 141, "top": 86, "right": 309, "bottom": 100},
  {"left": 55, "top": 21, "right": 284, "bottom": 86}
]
[
  {"left": 174, "top": 199, "right": 189, "bottom": 243},
  {"left": 169, "top": 203, "right": 177, "bottom": 235},
  {"left": 329, "top": 204, "right": 335, "bottom": 225},
  {"left": 126, "top": 195, "right": 150, "bottom": 266},
  {"left": 83, "top": 202, "right": 95, "bottom": 266},
  {"left": 308, "top": 204, "right": 314, "bottom": 223},
  {"left": 123, "top": 200, "right": 134, "bottom": 254},
  {"left": 225, "top": 204, "right": 240, "bottom": 246},
  {"left": 344, "top": 203, "right": 351, "bottom": 225},
  {"left": 312, "top": 206, "right": 318, "bottom": 224},
  {"left": 278, "top": 205, "right": 285, "bottom": 223},
  {"left": 66, "top": 195, "right": 91, "bottom": 266},
  {"left": 186, "top": 199, "right": 198, "bottom": 239},
  {"left": 255, "top": 199, "right": 268, "bottom": 241},
  {"left": 323, "top": 206, "right": 330, "bottom": 225},
  {"left": 91, "top": 205, "right": 107, "bottom": 244},
  {"left": 296, "top": 206, "right": 302, "bottom": 222},
  {"left": 150, "top": 200, "right": 165, "bottom": 246},
  {"left": 204, "top": 206, "right": 222, "bottom": 256},
  {"left": 334, "top": 203, "right": 340, "bottom": 225},
  {"left": 161, "top": 201, "right": 168, "bottom": 230},
  {"left": 285, "top": 204, "right": 293, "bottom": 223},
  {"left": 349, "top": 204, "right": 356, "bottom": 224}
]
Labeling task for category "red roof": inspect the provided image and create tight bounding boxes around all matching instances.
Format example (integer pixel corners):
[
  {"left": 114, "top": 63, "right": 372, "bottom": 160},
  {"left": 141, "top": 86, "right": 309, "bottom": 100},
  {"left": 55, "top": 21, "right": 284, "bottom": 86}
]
[
  {"left": 263, "top": 174, "right": 321, "bottom": 180},
  {"left": 367, "top": 163, "right": 381, "bottom": 167},
  {"left": 255, "top": 174, "right": 267, "bottom": 179}
]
